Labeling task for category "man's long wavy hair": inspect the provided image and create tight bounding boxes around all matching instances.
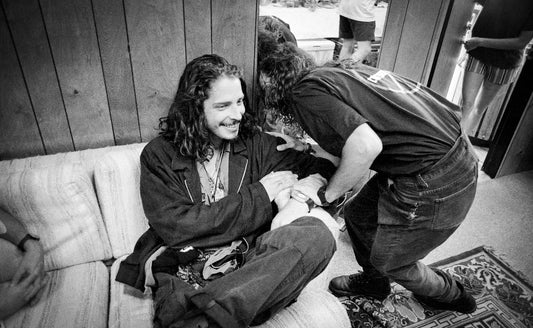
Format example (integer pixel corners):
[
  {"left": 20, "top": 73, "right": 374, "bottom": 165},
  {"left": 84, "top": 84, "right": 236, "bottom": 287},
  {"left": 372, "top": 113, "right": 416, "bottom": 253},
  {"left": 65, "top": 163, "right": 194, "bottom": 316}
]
[
  {"left": 257, "top": 30, "right": 316, "bottom": 123},
  {"left": 159, "top": 54, "right": 256, "bottom": 162}
]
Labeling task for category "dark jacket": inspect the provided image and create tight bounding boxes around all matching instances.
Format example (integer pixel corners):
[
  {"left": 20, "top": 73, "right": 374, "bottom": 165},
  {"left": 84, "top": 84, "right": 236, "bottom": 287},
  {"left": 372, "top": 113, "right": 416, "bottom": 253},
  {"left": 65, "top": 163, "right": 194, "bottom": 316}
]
[{"left": 116, "top": 132, "right": 335, "bottom": 290}]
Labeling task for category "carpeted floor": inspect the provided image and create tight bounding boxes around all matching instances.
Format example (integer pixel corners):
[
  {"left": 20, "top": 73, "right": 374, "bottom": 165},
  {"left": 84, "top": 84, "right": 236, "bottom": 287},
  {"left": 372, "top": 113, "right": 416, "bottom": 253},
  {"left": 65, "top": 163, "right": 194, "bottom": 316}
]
[{"left": 339, "top": 247, "right": 533, "bottom": 327}]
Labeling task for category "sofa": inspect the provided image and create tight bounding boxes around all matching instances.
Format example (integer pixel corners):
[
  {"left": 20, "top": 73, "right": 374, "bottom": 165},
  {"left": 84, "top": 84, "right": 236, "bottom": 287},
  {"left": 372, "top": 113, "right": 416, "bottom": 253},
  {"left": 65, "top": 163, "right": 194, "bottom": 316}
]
[{"left": 0, "top": 143, "right": 351, "bottom": 328}]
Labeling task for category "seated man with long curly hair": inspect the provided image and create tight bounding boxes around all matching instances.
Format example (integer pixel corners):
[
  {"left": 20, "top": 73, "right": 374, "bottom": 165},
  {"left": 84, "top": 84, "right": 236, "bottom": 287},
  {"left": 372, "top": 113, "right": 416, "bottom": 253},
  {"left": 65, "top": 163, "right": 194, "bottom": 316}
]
[{"left": 116, "top": 54, "right": 338, "bottom": 328}]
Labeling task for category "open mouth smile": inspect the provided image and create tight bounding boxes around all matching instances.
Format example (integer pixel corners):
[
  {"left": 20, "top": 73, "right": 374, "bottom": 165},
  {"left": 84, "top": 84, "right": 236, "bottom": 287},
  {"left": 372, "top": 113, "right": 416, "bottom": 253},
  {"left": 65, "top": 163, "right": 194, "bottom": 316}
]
[{"left": 222, "top": 121, "right": 240, "bottom": 129}]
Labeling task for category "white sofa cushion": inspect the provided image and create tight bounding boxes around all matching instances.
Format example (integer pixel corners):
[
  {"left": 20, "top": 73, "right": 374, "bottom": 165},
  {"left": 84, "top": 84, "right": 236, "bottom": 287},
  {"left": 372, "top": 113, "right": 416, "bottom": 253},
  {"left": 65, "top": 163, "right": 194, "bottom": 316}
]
[
  {"left": 0, "top": 143, "right": 145, "bottom": 176},
  {"left": 0, "top": 163, "right": 112, "bottom": 270},
  {"left": 109, "top": 256, "right": 350, "bottom": 328},
  {"left": 4, "top": 262, "right": 109, "bottom": 328},
  {"left": 94, "top": 144, "right": 148, "bottom": 259},
  {"left": 255, "top": 288, "right": 350, "bottom": 328},
  {"left": 109, "top": 255, "right": 154, "bottom": 328}
]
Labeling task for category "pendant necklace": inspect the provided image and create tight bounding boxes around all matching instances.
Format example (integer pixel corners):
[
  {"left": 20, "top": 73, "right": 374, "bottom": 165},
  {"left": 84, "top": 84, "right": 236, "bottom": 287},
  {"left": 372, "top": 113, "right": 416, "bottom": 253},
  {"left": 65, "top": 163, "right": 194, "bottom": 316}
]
[{"left": 201, "top": 143, "right": 226, "bottom": 203}]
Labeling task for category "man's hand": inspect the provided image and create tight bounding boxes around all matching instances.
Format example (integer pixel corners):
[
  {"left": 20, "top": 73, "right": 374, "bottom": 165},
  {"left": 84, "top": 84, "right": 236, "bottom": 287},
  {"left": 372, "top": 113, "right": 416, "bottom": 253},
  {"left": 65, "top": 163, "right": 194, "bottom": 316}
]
[
  {"left": 260, "top": 171, "right": 298, "bottom": 201},
  {"left": 274, "top": 188, "right": 291, "bottom": 210},
  {"left": 266, "top": 131, "right": 307, "bottom": 152},
  {"left": 291, "top": 174, "right": 327, "bottom": 205}
]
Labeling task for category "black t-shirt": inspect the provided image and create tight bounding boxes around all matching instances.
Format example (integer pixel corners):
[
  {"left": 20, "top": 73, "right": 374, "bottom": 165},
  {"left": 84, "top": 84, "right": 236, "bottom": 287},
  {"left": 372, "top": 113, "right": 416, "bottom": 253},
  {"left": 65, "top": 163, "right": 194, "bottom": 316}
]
[
  {"left": 290, "top": 66, "right": 461, "bottom": 176},
  {"left": 469, "top": 0, "right": 533, "bottom": 68}
]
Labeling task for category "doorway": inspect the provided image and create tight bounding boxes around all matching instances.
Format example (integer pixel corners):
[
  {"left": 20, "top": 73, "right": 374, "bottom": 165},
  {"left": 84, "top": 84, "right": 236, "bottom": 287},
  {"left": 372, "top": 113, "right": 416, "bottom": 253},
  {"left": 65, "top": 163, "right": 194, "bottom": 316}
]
[{"left": 259, "top": 0, "right": 389, "bottom": 68}]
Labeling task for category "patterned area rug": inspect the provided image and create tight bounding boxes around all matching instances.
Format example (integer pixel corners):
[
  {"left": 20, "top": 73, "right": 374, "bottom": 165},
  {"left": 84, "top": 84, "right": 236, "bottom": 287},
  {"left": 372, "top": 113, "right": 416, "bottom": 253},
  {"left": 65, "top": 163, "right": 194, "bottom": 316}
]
[{"left": 340, "top": 246, "right": 533, "bottom": 327}]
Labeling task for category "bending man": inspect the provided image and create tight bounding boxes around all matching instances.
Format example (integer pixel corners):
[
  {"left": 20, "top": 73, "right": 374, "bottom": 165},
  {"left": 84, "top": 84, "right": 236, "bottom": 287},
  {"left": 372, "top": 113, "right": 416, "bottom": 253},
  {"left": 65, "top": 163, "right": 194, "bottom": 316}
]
[{"left": 258, "top": 33, "right": 479, "bottom": 315}]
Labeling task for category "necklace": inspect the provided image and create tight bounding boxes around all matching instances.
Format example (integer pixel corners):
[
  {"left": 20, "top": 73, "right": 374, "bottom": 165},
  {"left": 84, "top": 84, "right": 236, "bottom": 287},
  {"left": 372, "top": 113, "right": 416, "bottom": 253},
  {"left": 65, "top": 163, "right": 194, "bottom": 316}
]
[{"left": 200, "top": 143, "right": 227, "bottom": 203}]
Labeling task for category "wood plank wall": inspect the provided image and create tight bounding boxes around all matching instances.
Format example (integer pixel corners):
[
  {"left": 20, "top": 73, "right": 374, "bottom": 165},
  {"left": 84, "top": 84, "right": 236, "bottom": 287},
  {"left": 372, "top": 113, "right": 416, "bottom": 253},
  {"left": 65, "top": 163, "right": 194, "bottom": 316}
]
[
  {"left": 0, "top": 0, "right": 259, "bottom": 160},
  {"left": 378, "top": 0, "right": 472, "bottom": 97},
  {"left": 378, "top": 0, "right": 449, "bottom": 83}
]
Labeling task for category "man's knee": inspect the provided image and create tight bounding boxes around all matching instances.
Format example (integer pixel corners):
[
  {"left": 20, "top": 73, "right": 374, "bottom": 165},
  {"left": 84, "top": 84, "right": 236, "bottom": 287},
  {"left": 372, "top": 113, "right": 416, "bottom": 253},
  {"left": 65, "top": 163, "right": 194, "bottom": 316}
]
[
  {"left": 292, "top": 217, "right": 336, "bottom": 262},
  {"left": 268, "top": 217, "right": 336, "bottom": 262}
]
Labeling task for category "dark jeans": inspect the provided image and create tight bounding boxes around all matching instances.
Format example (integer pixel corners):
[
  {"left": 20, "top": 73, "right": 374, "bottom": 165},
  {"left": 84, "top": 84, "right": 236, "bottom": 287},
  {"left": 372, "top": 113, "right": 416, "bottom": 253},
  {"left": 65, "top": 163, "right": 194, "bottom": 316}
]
[
  {"left": 153, "top": 217, "right": 336, "bottom": 328},
  {"left": 344, "top": 134, "right": 478, "bottom": 301}
]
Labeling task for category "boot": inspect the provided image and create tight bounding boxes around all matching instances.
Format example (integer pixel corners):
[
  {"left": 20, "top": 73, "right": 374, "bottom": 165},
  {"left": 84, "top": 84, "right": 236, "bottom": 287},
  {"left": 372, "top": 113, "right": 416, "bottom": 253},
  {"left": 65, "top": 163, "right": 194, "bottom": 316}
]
[
  {"left": 414, "top": 269, "right": 477, "bottom": 314},
  {"left": 329, "top": 271, "right": 391, "bottom": 301}
]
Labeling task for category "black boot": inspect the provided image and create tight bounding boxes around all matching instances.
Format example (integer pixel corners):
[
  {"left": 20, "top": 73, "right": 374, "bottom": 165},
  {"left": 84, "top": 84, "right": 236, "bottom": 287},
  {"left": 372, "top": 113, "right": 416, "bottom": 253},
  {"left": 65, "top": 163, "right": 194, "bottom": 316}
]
[
  {"left": 329, "top": 271, "right": 391, "bottom": 300},
  {"left": 414, "top": 269, "right": 477, "bottom": 314}
]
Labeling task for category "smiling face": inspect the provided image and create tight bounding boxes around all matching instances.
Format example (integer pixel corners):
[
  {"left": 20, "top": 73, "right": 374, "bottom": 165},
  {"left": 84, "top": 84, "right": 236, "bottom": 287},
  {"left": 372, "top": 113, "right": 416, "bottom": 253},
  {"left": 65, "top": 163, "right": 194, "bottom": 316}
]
[{"left": 203, "top": 75, "right": 245, "bottom": 146}]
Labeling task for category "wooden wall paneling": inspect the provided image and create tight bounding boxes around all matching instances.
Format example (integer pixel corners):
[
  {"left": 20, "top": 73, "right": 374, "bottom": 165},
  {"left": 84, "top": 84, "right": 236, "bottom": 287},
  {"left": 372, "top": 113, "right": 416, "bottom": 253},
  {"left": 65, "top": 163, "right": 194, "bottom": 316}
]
[
  {"left": 0, "top": 4, "right": 44, "bottom": 159},
  {"left": 41, "top": 0, "right": 114, "bottom": 150},
  {"left": 124, "top": 0, "right": 186, "bottom": 142},
  {"left": 183, "top": 0, "right": 212, "bottom": 61},
  {"left": 483, "top": 58, "right": 533, "bottom": 177},
  {"left": 251, "top": 0, "right": 260, "bottom": 113},
  {"left": 377, "top": 0, "right": 408, "bottom": 71},
  {"left": 428, "top": 0, "right": 475, "bottom": 97},
  {"left": 3, "top": 0, "right": 74, "bottom": 154},
  {"left": 92, "top": 0, "right": 140, "bottom": 145},
  {"left": 497, "top": 95, "right": 533, "bottom": 176},
  {"left": 212, "top": 0, "right": 258, "bottom": 98},
  {"left": 419, "top": 0, "right": 449, "bottom": 86},
  {"left": 393, "top": 0, "right": 443, "bottom": 83}
]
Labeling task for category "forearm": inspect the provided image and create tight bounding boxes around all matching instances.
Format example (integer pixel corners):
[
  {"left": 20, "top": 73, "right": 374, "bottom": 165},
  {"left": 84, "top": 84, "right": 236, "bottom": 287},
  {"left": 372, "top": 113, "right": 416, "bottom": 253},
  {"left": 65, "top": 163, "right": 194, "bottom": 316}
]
[
  {"left": 0, "top": 208, "right": 27, "bottom": 246},
  {"left": 146, "top": 183, "right": 273, "bottom": 247},
  {"left": 271, "top": 198, "right": 310, "bottom": 229},
  {"left": 141, "top": 158, "right": 273, "bottom": 247},
  {"left": 476, "top": 37, "right": 527, "bottom": 50},
  {"left": 470, "top": 31, "right": 533, "bottom": 50},
  {"left": 325, "top": 152, "right": 373, "bottom": 202},
  {"left": 322, "top": 124, "right": 381, "bottom": 203}
]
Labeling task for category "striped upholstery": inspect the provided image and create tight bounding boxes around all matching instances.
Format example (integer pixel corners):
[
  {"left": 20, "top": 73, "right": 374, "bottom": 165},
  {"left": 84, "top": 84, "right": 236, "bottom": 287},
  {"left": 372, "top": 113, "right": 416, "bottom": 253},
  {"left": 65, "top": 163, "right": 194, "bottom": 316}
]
[
  {"left": 94, "top": 144, "right": 149, "bottom": 259},
  {"left": 0, "top": 163, "right": 112, "bottom": 270},
  {"left": 0, "top": 143, "right": 146, "bottom": 176},
  {"left": 108, "top": 256, "right": 154, "bottom": 328},
  {"left": 4, "top": 262, "right": 109, "bottom": 328}
]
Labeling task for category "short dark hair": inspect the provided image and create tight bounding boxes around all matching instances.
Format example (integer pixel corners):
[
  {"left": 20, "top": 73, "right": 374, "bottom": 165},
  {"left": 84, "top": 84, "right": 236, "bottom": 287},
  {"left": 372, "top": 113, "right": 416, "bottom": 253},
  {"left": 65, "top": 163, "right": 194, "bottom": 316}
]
[
  {"left": 159, "top": 54, "right": 256, "bottom": 161},
  {"left": 259, "top": 15, "right": 298, "bottom": 46}
]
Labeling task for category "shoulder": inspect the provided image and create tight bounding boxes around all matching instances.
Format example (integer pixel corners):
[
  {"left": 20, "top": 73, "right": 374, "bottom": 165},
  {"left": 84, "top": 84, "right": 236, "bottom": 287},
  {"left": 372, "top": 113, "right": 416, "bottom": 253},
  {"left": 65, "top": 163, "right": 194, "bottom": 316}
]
[
  {"left": 243, "top": 130, "right": 279, "bottom": 148},
  {"left": 297, "top": 67, "right": 351, "bottom": 87},
  {"left": 141, "top": 136, "right": 179, "bottom": 166}
]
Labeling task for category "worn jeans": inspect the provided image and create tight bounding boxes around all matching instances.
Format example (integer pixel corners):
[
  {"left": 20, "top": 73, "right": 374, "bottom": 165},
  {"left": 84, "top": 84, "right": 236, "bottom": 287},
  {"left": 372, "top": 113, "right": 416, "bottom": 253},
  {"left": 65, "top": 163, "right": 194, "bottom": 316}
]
[
  {"left": 344, "top": 134, "right": 478, "bottom": 302},
  {"left": 153, "top": 217, "right": 336, "bottom": 328}
]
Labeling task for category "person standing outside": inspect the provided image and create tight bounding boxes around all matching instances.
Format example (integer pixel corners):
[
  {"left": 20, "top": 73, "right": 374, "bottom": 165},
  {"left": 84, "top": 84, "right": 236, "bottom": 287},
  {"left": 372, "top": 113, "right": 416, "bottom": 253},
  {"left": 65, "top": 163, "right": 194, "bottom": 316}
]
[
  {"left": 258, "top": 32, "right": 479, "bottom": 315},
  {"left": 461, "top": 0, "right": 533, "bottom": 135},
  {"left": 337, "top": 0, "right": 376, "bottom": 64}
]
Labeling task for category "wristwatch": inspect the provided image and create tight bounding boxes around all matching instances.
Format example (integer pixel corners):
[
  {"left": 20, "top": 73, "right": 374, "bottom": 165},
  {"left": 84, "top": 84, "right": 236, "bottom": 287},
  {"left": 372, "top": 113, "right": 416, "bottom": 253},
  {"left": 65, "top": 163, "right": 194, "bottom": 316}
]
[
  {"left": 17, "top": 233, "right": 40, "bottom": 252},
  {"left": 304, "top": 142, "right": 316, "bottom": 155},
  {"left": 305, "top": 198, "right": 316, "bottom": 213},
  {"left": 317, "top": 185, "right": 330, "bottom": 207},
  {"left": 292, "top": 190, "right": 316, "bottom": 213}
]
